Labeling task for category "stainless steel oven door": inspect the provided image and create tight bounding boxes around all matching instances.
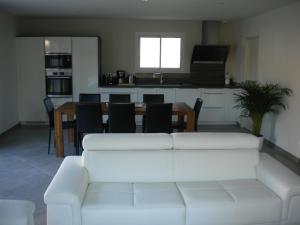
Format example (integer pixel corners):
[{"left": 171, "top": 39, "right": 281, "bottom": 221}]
[{"left": 46, "top": 76, "right": 72, "bottom": 97}]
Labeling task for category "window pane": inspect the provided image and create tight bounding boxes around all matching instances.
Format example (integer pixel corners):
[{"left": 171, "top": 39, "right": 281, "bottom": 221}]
[
  {"left": 161, "top": 38, "right": 181, "bottom": 68},
  {"left": 140, "top": 37, "right": 160, "bottom": 68}
]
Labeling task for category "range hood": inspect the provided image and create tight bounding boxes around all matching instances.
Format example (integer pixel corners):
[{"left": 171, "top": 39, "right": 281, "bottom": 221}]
[
  {"left": 191, "top": 45, "right": 229, "bottom": 64},
  {"left": 191, "top": 21, "right": 229, "bottom": 64}
]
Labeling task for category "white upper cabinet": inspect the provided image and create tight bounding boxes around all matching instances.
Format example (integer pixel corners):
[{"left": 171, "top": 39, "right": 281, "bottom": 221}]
[
  {"left": 44, "top": 37, "right": 72, "bottom": 53},
  {"left": 72, "top": 37, "right": 100, "bottom": 101},
  {"left": 16, "top": 37, "right": 47, "bottom": 122}
]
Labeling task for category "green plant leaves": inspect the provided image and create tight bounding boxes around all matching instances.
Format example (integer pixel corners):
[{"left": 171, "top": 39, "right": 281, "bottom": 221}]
[{"left": 234, "top": 80, "right": 292, "bottom": 136}]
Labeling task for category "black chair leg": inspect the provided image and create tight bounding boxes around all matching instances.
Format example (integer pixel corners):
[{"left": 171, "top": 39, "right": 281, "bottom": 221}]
[
  {"left": 76, "top": 133, "right": 80, "bottom": 155},
  {"left": 48, "top": 127, "right": 51, "bottom": 154}
]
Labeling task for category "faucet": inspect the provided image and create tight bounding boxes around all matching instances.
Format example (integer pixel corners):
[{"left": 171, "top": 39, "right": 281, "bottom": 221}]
[
  {"left": 159, "top": 74, "right": 163, "bottom": 84},
  {"left": 153, "top": 72, "right": 163, "bottom": 84}
]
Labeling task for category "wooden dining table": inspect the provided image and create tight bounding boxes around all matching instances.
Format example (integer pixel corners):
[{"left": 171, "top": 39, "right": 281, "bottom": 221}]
[{"left": 54, "top": 102, "right": 195, "bottom": 157}]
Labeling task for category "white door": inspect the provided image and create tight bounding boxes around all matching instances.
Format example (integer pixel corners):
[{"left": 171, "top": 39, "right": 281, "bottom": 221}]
[
  {"left": 72, "top": 37, "right": 99, "bottom": 101},
  {"left": 16, "top": 37, "right": 46, "bottom": 122}
]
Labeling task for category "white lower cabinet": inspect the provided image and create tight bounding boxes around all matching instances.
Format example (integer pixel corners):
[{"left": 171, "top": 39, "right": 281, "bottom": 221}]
[
  {"left": 137, "top": 88, "right": 157, "bottom": 102},
  {"left": 99, "top": 87, "right": 239, "bottom": 125},
  {"left": 200, "top": 89, "right": 226, "bottom": 123},
  {"left": 175, "top": 88, "right": 201, "bottom": 107},
  {"left": 156, "top": 88, "right": 176, "bottom": 103},
  {"left": 99, "top": 88, "right": 138, "bottom": 102}
]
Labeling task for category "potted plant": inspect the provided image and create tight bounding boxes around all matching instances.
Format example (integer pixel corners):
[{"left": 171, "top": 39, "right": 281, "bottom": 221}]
[{"left": 234, "top": 80, "right": 292, "bottom": 150}]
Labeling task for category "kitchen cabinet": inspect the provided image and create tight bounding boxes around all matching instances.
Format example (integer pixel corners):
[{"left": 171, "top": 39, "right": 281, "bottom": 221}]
[
  {"left": 137, "top": 88, "right": 176, "bottom": 103},
  {"left": 200, "top": 88, "right": 226, "bottom": 122},
  {"left": 225, "top": 89, "right": 241, "bottom": 123},
  {"left": 99, "top": 88, "right": 138, "bottom": 102},
  {"left": 175, "top": 88, "right": 201, "bottom": 107},
  {"left": 44, "top": 37, "right": 72, "bottom": 53},
  {"left": 98, "top": 87, "right": 239, "bottom": 125},
  {"left": 72, "top": 37, "right": 99, "bottom": 101},
  {"left": 137, "top": 88, "right": 157, "bottom": 102},
  {"left": 156, "top": 88, "right": 176, "bottom": 103},
  {"left": 16, "top": 37, "right": 47, "bottom": 123}
]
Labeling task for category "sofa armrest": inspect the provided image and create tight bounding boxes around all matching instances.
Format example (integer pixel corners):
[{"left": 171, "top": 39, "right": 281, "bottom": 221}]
[
  {"left": 256, "top": 153, "right": 300, "bottom": 221},
  {"left": 44, "top": 156, "right": 89, "bottom": 225}
]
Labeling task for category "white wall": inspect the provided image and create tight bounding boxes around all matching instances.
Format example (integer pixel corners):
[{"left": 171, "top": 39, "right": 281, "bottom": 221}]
[
  {"left": 16, "top": 18, "right": 202, "bottom": 74},
  {"left": 228, "top": 2, "right": 300, "bottom": 158},
  {"left": 0, "top": 12, "right": 18, "bottom": 134}
]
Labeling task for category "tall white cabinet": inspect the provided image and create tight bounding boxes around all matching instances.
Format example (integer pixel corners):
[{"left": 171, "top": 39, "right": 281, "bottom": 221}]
[
  {"left": 72, "top": 37, "right": 99, "bottom": 101},
  {"left": 16, "top": 36, "right": 100, "bottom": 123},
  {"left": 16, "top": 37, "right": 47, "bottom": 122}
]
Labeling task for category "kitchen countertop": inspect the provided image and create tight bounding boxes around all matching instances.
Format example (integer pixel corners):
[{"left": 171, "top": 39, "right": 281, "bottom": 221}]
[{"left": 99, "top": 83, "right": 239, "bottom": 89}]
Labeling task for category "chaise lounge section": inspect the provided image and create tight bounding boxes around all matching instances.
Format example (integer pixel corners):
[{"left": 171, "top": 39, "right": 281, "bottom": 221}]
[{"left": 44, "top": 133, "right": 300, "bottom": 225}]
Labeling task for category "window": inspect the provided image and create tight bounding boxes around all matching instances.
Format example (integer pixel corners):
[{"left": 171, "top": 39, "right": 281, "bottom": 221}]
[{"left": 136, "top": 33, "right": 182, "bottom": 71}]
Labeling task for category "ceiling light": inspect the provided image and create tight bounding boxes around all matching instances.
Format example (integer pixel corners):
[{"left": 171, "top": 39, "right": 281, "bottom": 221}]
[{"left": 141, "top": 0, "right": 149, "bottom": 2}]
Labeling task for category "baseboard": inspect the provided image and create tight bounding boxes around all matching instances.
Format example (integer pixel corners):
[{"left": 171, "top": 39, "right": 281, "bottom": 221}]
[
  {"left": 264, "top": 139, "right": 300, "bottom": 164},
  {"left": 0, "top": 123, "right": 21, "bottom": 137},
  {"left": 238, "top": 125, "right": 300, "bottom": 165},
  {"left": 20, "top": 121, "right": 48, "bottom": 126}
]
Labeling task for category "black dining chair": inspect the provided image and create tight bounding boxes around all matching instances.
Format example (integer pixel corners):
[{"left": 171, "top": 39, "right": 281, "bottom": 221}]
[
  {"left": 43, "top": 97, "right": 76, "bottom": 154},
  {"left": 79, "top": 93, "right": 101, "bottom": 103},
  {"left": 108, "top": 103, "right": 136, "bottom": 133},
  {"left": 172, "top": 98, "right": 203, "bottom": 132},
  {"left": 143, "top": 94, "right": 164, "bottom": 103},
  {"left": 75, "top": 103, "right": 104, "bottom": 155},
  {"left": 144, "top": 103, "right": 173, "bottom": 133},
  {"left": 142, "top": 94, "right": 165, "bottom": 132},
  {"left": 109, "top": 94, "right": 130, "bottom": 103}
]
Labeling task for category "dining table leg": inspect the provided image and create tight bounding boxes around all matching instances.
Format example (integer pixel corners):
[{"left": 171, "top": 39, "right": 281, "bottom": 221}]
[
  {"left": 185, "top": 110, "right": 195, "bottom": 132},
  {"left": 66, "top": 112, "right": 74, "bottom": 143},
  {"left": 54, "top": 110, "right": 64, "bottom": 157}
]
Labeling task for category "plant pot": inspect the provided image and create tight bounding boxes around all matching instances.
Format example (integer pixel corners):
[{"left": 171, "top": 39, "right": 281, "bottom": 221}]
[{"left": 257, "top": 135, "right": 264, "bottom": 151}]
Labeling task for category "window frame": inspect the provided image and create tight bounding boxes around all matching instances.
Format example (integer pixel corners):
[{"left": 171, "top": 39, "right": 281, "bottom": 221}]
[{"left": 134, "top": 32, "right": 184, "bottom": 73}]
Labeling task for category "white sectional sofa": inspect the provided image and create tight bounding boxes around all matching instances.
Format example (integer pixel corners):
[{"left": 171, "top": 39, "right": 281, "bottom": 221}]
[{"left": 44, "top": 133, "right": 300, "bottom": 225}]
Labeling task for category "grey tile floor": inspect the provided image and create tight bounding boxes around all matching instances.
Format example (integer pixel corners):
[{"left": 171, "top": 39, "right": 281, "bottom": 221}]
[{"left": 0, "top": 125, "right": 299, "bottom": 225}]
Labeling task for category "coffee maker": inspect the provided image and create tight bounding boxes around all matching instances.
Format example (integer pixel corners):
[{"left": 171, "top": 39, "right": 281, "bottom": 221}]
[{"left": 116, "top": 70, "right": 125, "bottom": 84}]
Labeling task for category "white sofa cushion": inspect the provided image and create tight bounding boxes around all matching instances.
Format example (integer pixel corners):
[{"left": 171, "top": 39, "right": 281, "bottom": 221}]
[
  {"left": 173, "top": 149, "right": 259, "bottom": 181},
  {"left": 83, "top": 133, "right": 173, "bottom": 150},
  {"left": 177, "top": 180, "right": 282, "bottom": 225},
  {"left": 81, "top": 182, "right": 185, "bottom": 225},
  {"left": 172, "top": 132, "right": 259, "bottom": 150},
  {"left": 134, "top": 182, "right": 185, "bottom": 208},
  {"left": 83, "top": 150, "right": 174, "bottom": 182}
]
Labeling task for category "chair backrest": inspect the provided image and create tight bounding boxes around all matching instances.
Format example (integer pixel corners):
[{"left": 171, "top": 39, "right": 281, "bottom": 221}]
[
  {"left": 144, "top": 103, "right": 173, "bottom": 133},
  {"left": 194, "top": 98, "right": 203, "bottom": 131},
  {"left": 43, "top": 97, "right": 54, "bottom": 127},
  {"left": 108, "top": 103, "right": 136, "bottom": 133},
  {"left": 76, "top": 103, "right": 104, "bottom": 134},
  {"left": 143, "top": 94, "right": 164, "bottom": 103},
  {"left": 79, "top": 93, "right": 101, "bottom": 103},
  {"left": 109, "top": 94, "right": 130, "bottom": 103}
]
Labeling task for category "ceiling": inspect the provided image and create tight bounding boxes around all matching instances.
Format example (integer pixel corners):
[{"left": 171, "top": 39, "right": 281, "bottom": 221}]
[{"left": 0, "top": 0, "right": 298, "bottom": 20}]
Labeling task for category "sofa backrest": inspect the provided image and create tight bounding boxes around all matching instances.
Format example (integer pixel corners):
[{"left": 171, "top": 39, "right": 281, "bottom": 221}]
[
  {"left": 82, "top": 133, "right": 259, "bottom": 183},
  {"left": 171, "top": 133, "right": 259, "bottom": 181}
]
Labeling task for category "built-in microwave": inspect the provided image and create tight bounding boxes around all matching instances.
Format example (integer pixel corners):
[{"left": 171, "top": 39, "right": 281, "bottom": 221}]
[
  {"left": 45, "top": 53, "right": 72, "bottom": 68},
  {"left": 46, "top": 76, "right": 72, "bottom": 97}
]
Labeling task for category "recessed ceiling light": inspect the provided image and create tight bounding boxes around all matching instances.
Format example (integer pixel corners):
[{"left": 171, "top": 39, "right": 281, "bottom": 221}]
[{"left": 141, "top": 0, "right": 149, "bottom": 2}]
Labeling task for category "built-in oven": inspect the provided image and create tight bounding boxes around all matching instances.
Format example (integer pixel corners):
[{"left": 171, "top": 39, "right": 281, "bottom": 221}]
[{"left": 46, "top": 76, "right": 72, "bottom": 97}]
